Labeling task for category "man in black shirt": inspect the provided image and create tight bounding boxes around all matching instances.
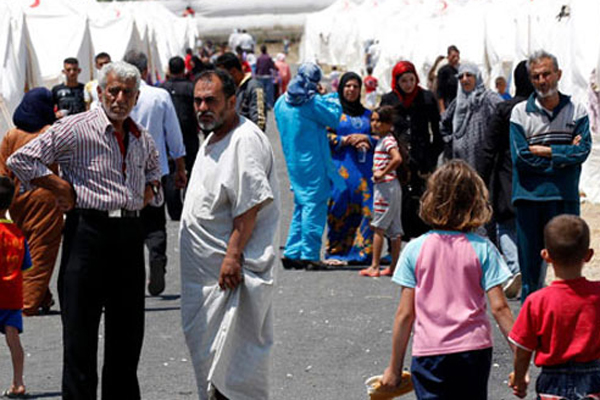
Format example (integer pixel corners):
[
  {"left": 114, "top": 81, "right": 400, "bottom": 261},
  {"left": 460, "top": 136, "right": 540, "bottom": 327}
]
[
  {"left": 161, "top": 56, "right": 199, "bottom": 174},
  {"left": 52, "top": 57, "right": 86, "bottom": 117},
  {"left": 436, "top": 45, "right": 460, "bottom": 113},
  {"left": 160, "top": 56, "right": 199, "bottom": 221}
]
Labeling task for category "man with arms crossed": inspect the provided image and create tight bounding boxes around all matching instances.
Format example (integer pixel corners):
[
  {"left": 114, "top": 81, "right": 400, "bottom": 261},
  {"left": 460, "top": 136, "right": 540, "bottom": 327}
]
[{"left": 510, "top": 50, "right": 591, "bottom": 300}]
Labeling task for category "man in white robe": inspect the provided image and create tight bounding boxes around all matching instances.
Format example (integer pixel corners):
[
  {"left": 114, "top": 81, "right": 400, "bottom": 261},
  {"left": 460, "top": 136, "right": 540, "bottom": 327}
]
[{"left": 180, "top": 69, "right": 280, "bottom": 400}]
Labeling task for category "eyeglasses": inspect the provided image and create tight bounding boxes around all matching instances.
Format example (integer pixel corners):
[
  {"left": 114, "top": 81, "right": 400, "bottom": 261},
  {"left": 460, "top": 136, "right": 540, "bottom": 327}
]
[{"left": 458, "top": 73, "right": 474, "bottom": 79}]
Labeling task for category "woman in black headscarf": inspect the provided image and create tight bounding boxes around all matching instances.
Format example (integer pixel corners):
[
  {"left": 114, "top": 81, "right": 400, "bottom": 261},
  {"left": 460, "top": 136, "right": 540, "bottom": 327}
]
[
  {"left": 0, "top": 88, "right": 63, "bottom": 315},
  {"left": 324, "top": 72, "right": 375, "bottom": 265}
]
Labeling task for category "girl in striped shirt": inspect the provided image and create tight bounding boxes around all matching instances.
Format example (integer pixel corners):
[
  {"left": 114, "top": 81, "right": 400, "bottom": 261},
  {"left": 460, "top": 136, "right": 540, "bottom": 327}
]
[{"left": 360, "top": 106, "right": 408, "bottom": 277}]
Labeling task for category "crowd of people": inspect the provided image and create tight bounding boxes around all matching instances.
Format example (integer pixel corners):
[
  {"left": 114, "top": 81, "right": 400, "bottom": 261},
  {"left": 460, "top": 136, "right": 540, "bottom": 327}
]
[
  {"left": 274, "top": 47, "right": 595, "bottom": 400},
  {"left": 0, "top": 38, "right": 287, "bottom": 398},
  {"left": 0, "top": 36, "right": 597, "bottom": 400}
]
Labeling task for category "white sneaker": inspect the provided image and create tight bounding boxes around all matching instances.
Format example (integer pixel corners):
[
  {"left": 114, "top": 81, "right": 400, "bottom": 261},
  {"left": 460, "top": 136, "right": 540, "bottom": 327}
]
[{"left": 503, "top": 273, "right": 522, "bottom": 299}]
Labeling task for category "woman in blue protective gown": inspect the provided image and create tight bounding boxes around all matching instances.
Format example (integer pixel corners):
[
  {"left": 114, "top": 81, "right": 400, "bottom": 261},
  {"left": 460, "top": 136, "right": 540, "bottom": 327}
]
[
  {"left": 324, "top": 72, "right": 375, "bottom": 265},
  {"left": 275, "top": 62, "right": 343, "bottom": 269}
]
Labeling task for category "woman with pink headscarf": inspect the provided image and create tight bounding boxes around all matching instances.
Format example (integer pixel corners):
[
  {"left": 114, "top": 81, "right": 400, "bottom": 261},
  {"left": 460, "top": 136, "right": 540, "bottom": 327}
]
[{"left": 275, "top": 53, "right": 291, "bottom": 98}]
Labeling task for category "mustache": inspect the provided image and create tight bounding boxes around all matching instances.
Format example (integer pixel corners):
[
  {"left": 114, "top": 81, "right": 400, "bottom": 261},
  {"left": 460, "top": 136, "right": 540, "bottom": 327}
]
[
  {"left": 197, "top": 111, "right": 215, "bottom": 119},
  {"left": 535, "top": 86, "right": 558, "bottom": 99}
]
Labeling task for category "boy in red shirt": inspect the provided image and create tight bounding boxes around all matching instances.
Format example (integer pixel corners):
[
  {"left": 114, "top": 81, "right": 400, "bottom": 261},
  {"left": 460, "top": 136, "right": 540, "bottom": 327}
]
[
  {"left": 508, "top": 214, "right": 600, "bottom": 399},
  {"left": 0, "top": 176, "right": 31, "bottom": 398}
]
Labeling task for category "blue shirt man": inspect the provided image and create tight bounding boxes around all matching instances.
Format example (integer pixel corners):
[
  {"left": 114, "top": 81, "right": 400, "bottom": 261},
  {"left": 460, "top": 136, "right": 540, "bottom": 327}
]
[
  {"left": 509, "top": 50, "right": 591, "bottom": 300},
  {"left": 125, "top": 50, "right": 187, "bottom": 296}
]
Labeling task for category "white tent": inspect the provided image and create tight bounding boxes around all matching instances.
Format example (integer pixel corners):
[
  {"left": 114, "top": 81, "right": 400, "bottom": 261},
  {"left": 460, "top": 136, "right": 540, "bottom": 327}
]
[
  {"left": 155, "top": 0, "right": 338, "bottom": 38},
  {"left": 301, "top": 0, "right": 600, "bottom": 202},
  {"left": 0, "top": 2, "right": 27, "bottom": 134},
  {"left": 22, "top": 0, "right": 94, "bottom": 88},
  {"left": 0, "top": 0, "right": 198, "bottom": 138},
  {"left": 301, "top": 0, "right": 600, "bottom": 103}
]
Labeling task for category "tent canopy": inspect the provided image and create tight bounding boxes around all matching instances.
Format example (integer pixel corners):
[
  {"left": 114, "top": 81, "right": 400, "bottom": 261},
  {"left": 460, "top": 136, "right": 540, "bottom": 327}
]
[
  {"left": 301, "top": 0, "right": 600, "bottom": 106},
  {"left": 0, "top": 0, "right": 197, "bottom": 134}
]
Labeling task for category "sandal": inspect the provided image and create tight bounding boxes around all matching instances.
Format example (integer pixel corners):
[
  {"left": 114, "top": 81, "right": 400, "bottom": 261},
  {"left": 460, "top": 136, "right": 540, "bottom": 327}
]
[
  {"left": 359, "top": 268, "right": 380, "bottom": 277},
  {"left": 2, "top": 389, "right": 28, "bottom": 399},
  {"left": 380, "top": 267, "right": 393, "bottom": 277},
  {"left": 323, "top": 259, "right": 348, "bottom": 266}
]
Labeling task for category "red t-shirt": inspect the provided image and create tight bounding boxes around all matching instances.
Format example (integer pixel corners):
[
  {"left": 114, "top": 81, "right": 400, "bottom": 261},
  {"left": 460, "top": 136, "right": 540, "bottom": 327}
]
[
  {"left": 509, "top": 278, "right": 600, "bottom": 366},
  {"left": 0, "top": 221, "right": 31, "bottom": 310},
  {"left": 242, "top": 60, "right": 252, "bottom": 74},
  {"left": 185, "top": 54, "right": 193, "bottom": 73},
  {"left": 364, "top": 75, "right": 378, "bottom": 94}
]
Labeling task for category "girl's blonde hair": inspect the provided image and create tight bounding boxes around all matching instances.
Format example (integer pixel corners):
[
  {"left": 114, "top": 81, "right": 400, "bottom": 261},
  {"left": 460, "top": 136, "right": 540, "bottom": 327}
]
[{"left": 419, "top": 160, "right": 492, "bottom": 232}]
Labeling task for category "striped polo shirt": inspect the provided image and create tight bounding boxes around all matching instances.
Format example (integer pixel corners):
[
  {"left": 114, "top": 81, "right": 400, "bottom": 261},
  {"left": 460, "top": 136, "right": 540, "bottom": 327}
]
[
  {"left": 373, "top": 134, "right": 398, "bottom": 183},
  {"left": 7, "top": 107, "right": 162, "bottom": 211},
  {"left": 509, "top": 93, "right": 591, "bottom": 202}
]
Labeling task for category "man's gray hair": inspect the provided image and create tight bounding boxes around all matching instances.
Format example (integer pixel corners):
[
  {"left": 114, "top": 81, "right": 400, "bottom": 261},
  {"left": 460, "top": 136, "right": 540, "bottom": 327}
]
[
  {"left": 98, "top": 61, "right": 141, "bottom": 90},
  {"left": 527, "top": 50, "right": 559, "bottom": 72},
  {"left": 123, "top": 50, "right": 148, "bottom": 74}
]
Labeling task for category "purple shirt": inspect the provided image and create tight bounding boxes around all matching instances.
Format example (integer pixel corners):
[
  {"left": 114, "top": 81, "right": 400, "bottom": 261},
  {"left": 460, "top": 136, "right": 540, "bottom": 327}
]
[
  {"left": 7, "top": 107, "right": 162, "bottom": 211},
  {"left": 255, "top": 54, "right": 276, "bottom": 76},
  {"left": 393, "top": 231, "right": 510, "bottom": 356}
]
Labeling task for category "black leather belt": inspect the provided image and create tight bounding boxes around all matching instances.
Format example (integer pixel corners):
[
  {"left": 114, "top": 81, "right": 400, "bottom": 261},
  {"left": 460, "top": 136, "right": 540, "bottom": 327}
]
[{"left": 74, "top": 208, "right": 141, "bottom": 218}]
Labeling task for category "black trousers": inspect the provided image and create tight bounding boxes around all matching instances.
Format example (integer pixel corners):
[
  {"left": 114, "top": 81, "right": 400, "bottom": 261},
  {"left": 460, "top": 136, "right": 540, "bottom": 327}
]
[
  {"left": 141, "top": 200, "right": 167, "bottom": 271},
  {"left": 58, "top": 211, "right": 145, "bottom": 400}
]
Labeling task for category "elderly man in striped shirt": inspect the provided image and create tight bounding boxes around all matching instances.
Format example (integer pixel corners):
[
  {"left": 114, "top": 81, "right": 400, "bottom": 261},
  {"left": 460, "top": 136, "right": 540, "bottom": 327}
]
[{"left": 7, "top": 61, "right": 162, "bottom": 400}]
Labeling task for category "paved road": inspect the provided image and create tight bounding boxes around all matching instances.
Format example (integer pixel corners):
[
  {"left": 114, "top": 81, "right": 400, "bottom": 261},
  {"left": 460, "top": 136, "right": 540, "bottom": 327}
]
[{"left": 0, "top": 113, "right": 530, "bottom": 399}]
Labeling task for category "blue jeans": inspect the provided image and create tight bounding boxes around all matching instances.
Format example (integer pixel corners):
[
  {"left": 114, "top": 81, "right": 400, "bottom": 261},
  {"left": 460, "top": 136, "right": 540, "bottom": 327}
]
[
  {"left": 537, "top": 360, "right": 600, "bottom": 400},
  {"left": 257, "top": 76, "right": 275, "bottom": 109},
  {"left": 497, "top": 218, "right": 520, "bottom": 276},
  {"left": 411, "top": 347, "right": 492, "bottom": 399},
  {"left": 516, "top": 200, "right": 580, "bottom": 301}
]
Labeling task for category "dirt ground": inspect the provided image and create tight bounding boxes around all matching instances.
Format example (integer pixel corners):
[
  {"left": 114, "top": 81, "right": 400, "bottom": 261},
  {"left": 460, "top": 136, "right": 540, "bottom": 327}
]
[{"left": 546, "top": 202, "right": 600, "bottom": 282}]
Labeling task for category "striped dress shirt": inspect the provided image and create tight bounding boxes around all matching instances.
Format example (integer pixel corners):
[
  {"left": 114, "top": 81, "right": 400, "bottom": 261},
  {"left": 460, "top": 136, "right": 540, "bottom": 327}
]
[{"left": 7, "top": 107, "right": 162, "bottom": 211}]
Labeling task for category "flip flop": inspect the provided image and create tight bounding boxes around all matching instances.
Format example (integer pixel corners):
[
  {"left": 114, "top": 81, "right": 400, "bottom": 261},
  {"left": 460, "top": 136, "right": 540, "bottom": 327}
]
[
  {"left": 2, "top": 389, "right": 29, "bottom": 399},
  {"left": 365, "top": 371, "right": 413, "bottom": 399},
  {"left": 380, "top": 267, "right": 393, "bottom": 277},
  {"left": 359, "top": 268, "right": 380, "bottom": 277},
  {"left": 323, "top": 259, "right": 348, "bottom": 266}
]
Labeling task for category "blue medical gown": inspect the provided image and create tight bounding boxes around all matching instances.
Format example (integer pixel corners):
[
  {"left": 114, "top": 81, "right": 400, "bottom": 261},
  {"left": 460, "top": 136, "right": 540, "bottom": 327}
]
[
  {"left": 275, "top": 94, "right": 343, "bottom": 260},
  {"left": 274, "top": 94, "right": 343, "bottom": 204}
]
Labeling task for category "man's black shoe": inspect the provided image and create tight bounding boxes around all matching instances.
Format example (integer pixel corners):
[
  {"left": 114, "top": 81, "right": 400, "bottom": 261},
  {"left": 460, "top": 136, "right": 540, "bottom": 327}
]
[{"left": 281, "top": 257, "right": 306, "bottom": 270}]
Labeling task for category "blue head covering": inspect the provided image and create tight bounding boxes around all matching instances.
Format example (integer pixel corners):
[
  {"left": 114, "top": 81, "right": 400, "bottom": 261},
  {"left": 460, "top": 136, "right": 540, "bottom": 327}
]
[
  {"left": 285, "top": 62, "right": 322, "bottom": 106},
  {"left": 12, "top": 87, "right": 56, "bottom": 133}
]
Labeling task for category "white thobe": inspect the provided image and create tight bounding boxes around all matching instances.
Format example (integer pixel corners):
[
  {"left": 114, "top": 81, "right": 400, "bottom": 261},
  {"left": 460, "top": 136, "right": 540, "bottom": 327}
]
[{"left": 180, "top": 117, "right": 280, "bottom": 400}]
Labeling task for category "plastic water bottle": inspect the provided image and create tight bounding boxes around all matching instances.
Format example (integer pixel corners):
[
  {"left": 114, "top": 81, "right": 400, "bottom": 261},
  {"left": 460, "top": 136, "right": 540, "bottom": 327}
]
[{"left": 358, "top": 147, "right": 367, "bottom": 163}]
